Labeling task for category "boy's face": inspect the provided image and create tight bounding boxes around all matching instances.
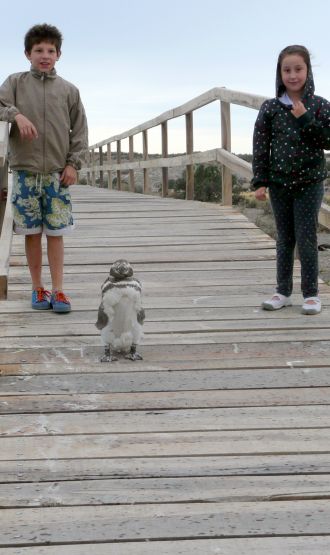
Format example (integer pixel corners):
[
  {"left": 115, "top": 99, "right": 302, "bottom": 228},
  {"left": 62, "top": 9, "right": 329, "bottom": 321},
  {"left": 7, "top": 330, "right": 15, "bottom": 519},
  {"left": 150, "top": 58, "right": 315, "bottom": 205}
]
[{"left": 25, "top": 41, "right": 61, "bottom": 73}]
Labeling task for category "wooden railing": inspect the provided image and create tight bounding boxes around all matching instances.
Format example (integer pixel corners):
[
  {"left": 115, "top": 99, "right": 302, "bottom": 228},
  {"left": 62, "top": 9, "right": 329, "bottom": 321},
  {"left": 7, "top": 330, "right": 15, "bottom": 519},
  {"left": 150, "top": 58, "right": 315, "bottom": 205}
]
[
  {"left": 83, "top": 86, "right": 330, "bottom": 226},
  {"left": 84, "top": 87, "right": 267, "bottom": 205},
  {"left": 0, "top": 121, "right": 13, "bottom": 299},
  {"left": 0, "top": 89, "right": 329, "bottom": 299}
]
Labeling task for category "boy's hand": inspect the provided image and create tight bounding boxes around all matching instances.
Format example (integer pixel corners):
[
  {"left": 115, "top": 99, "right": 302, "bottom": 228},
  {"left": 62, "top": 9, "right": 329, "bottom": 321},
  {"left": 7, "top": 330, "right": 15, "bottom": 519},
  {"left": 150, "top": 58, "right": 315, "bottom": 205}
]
[
  {"left": 255, "top": 186, "right": 267, "bottom": 201},
  {"left": 15, "top": 114, "right": 38, "bottom": 140},
  {"left": 291, "top": 100, "right": 307, "bottom": 118},
  {"left": 60, "top": 165, "right": 77, "bottom": 186}
]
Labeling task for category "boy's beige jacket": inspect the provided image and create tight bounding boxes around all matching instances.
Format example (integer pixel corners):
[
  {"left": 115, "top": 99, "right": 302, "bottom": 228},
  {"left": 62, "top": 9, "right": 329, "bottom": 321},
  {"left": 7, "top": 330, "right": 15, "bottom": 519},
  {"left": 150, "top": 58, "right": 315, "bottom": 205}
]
[{"left": 0, "top": 67, "right": 88, "bottom": 173}]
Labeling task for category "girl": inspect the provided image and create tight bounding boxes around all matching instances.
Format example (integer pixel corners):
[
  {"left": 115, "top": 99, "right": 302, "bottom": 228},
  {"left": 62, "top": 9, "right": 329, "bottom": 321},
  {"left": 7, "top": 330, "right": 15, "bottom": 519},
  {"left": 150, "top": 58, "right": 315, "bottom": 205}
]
[{"left": 252, "top": 45, "right": 330, "bottom": 315}]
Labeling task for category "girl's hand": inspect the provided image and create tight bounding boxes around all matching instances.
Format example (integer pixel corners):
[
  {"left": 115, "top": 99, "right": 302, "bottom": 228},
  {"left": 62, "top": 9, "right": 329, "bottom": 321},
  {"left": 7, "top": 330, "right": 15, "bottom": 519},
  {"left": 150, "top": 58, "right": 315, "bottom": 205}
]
[
  {"left": 255, "top": 186, "right": 267, "bottom": 201},
  {"left": 291, "top": 100, "right": 307, "bottom": 118}
]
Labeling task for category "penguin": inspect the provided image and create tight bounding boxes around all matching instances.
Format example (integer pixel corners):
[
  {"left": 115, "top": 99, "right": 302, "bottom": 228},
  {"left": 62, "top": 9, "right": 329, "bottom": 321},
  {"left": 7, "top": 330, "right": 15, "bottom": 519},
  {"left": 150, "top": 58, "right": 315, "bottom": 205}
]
[{"left": 95, "top": 259, "right": 145, "bottom": 362}]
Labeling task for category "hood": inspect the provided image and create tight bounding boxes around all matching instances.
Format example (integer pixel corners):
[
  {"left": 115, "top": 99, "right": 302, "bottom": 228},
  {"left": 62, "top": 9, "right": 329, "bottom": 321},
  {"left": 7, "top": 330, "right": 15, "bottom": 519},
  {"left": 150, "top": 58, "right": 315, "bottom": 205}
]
[{"left": 275, "top": 60, "right": 315, "bottom": 99}]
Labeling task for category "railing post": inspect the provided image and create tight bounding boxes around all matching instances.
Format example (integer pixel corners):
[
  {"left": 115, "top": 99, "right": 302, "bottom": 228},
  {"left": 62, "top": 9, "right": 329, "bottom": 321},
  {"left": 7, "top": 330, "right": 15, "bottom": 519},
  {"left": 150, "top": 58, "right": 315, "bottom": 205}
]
[
  {"left": 116, "top": 140, "right": 121, "bottom": 190},
  {"left": 185, "top": 112, "right": 194, "bottom": 200},
  {"left": 99, "top": 146, "right": 104, "bottom": 188},
  {"left": 221, "top": 100, "right": 232, "bottom": 206},
  {"left": 143, "top": 130, "right": 149, "bottom": 194},
  {"left": 91, "top": 149, "right": 96, "bottom": 187},
  {"left": 129, "top": 136, "right": 135, "bottom": 192},
  {"left": 86, "top": 150, "right": 91, "bottom": 186},
  {"left": 161, "top": 122, "right": 168, "bottom": 198},
  {"left": 107, "top": 143, "right": 112, "bottom": 189}
]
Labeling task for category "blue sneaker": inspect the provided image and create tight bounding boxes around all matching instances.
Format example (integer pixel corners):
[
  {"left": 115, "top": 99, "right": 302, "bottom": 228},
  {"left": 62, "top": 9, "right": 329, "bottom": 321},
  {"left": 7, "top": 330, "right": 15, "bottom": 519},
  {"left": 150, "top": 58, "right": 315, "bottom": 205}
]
[
  {"left": 50, "top": 291, "right": 71, "bottom": 313},
  {"left": 32, "top": 288, "right": 51, "bottom": 310}
]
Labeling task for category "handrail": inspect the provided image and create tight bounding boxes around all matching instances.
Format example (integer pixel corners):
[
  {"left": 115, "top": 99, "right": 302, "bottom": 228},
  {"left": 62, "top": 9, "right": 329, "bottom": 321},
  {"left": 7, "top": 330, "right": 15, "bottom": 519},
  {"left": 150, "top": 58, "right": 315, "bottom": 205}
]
[
  {"left": 0, "top": 121, "right": 13, "bottom": 300},
  {"left": 83, "top": 87, "right": 267, "bottom": 204},
  {"left": 89, "top": 88, "right": 267, "bottom": 149},
  {"left": 82, "top": 86, "right": 330, "bottom": 230}
]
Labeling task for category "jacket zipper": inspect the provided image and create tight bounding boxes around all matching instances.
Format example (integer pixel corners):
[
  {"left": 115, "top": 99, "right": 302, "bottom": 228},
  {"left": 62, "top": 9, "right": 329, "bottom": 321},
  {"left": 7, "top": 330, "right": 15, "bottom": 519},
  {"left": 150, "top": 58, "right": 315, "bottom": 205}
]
[{"left": 42, "top": 73, "right": 46, "bottom": 174}]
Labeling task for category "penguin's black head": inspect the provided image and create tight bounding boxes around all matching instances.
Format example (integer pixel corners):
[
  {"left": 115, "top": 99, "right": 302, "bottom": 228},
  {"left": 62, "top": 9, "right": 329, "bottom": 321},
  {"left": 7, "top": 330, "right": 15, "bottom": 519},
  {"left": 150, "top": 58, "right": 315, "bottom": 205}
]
[{"left": 110, "top": 259, "right": 134, "bottom": 280}]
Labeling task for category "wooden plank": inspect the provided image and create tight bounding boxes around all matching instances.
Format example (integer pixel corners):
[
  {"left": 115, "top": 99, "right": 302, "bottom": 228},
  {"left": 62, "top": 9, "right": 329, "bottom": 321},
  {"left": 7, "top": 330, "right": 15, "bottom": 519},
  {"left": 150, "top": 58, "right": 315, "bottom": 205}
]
[
  {"left": 1, "top": 429, "right": 330, "bottom": 460},
  {"left": 2, "top": 474, "right": 330, "bottom": 507},
  {"left": 0, "top": 176, "right": 13, "bottom": 299},
  {"left": 1, "top": 537, "right": 330, "bottom": 554},
  {"left": 2, "top": 183, "right": 330, "bottom": 552},
  {"left": 2, "top": 405, "right": 330, "bottom": 436},
  {"left": 1, "top": 339, "right": 330, "bottom": 365},
  {"left": 1, "top": 367, "right": 330, "bottom": 395},
  {"left": 1, "top": 453, "right": 330, "bottom": 482},
  {"left": 1, "top": 387, "right": 329, "bottom": 413},
  {"left": 3, "top": 317, "right": 330, "bottom": 338},
  {"left": 1, "top": 500, "right": 330, "bottom": 545}
]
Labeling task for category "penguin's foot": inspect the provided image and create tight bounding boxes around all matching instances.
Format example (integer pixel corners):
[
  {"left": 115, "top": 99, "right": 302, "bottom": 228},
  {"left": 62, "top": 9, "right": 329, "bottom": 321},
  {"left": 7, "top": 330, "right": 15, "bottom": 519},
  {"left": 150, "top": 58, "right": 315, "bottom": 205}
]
[
  {"left": 125, "top": 345, "right": 143, "bottom": 361},
  {"left": 100, "top": 347, "right": 118, "bottom": 362},
  {"left": 125, "top": 352, "right": 143, "bottom": 361},
  {"left": 100, "top": 354, "right": 118, "bottom": 362}
]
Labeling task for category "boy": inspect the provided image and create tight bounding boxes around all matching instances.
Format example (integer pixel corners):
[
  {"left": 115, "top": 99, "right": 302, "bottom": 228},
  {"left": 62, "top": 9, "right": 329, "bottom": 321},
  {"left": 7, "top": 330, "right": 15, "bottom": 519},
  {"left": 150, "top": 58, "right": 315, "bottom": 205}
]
[{"left": 0, "top": 23, "right": 88, "bottom": 312}]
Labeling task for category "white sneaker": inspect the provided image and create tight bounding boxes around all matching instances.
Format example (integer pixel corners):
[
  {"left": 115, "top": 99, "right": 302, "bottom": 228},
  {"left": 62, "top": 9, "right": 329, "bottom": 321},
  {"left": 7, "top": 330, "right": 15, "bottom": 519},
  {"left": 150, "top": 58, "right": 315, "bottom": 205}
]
[
  {"left": 262, "top": 294, "right": 292, "bottom": 311},
  {"left": 302, "top": 296, "right": 321, "bottom": 315}
]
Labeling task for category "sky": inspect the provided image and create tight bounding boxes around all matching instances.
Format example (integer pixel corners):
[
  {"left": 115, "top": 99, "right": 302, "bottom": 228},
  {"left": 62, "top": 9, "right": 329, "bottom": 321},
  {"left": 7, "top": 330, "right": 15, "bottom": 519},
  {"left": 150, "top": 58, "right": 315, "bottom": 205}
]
[{"left": 1, "top": 0, "right": 330, "bottom": 154}]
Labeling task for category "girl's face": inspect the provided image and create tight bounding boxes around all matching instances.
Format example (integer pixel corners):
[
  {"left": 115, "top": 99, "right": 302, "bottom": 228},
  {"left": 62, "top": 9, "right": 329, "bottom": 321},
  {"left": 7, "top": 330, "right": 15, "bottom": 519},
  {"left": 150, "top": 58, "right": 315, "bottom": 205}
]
[{"left": 281, "top": 54, "right": 308, "bottom": 97}]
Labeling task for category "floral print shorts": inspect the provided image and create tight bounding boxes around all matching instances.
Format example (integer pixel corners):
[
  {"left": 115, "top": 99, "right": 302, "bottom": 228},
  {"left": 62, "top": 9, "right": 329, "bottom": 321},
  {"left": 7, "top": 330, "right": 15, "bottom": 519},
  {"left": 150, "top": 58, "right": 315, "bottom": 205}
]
[{"left": 11, "top": 171, "right": 75, "bottom": 235}]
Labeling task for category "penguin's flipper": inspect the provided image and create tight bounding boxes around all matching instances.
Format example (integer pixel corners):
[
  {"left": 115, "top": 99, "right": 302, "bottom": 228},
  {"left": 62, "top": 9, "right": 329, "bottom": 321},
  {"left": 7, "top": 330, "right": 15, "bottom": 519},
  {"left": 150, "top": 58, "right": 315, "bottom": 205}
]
[
  {"left": 95, "top": 302, "right": 109, "bottom": 330},
  {"left": 137, "top": 307, "right": 145, "bottom": 325}
]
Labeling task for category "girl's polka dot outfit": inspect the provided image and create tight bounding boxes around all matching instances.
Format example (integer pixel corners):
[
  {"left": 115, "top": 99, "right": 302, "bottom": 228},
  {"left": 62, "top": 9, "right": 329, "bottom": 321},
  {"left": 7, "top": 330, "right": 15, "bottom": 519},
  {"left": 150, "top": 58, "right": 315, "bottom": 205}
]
[{"left": 252, "top": 68, "right": 330, "bottom": 298}]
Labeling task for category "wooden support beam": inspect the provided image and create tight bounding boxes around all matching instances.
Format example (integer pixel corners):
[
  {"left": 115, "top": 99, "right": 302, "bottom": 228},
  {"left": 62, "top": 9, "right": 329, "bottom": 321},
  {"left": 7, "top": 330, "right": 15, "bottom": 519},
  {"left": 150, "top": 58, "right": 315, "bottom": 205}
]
[
  {"left": 161, "top": 122, "right": 168, "bottom": 198},
  {"left": 129, "top": 136, "right": 135, "bottom": 192},
  {"left": 143, "top": 130, "right": 149, "bottom": 194},
  {"left": 107, "top": 143, "right": 112, "bottom": 189},
  {"left": 185, "top": 112, "right": 194, "bottom": 200},
  {"left": 98, "top": 147, "right": 104, "bottom": 188},
  {"left": 221, "top": 100, "right": 232, "bottom": 206},
  {"left": 116, "top": 140, "right": 121, "bottom": 191}
]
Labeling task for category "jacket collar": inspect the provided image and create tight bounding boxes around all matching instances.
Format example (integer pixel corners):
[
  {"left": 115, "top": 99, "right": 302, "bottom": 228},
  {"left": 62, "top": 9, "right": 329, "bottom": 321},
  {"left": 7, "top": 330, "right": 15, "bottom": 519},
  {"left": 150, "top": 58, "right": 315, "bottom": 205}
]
[{"left": 30, "top": 66, "right": 57, "bottom": 80}]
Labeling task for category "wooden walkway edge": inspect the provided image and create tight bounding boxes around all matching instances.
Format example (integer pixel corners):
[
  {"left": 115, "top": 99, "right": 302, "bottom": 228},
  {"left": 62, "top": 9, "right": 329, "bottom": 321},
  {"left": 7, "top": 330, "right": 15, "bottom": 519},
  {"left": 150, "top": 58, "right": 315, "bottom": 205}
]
[{"left": 1, "top": 185, "right": 330, "bottom": 553}]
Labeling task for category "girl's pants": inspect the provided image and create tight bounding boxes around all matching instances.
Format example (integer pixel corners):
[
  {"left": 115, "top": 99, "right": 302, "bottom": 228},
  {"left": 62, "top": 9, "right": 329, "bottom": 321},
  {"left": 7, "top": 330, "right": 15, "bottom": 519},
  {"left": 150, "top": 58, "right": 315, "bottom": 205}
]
[{"left": 268, "top": 182, "right": 324, "bottom": 299}]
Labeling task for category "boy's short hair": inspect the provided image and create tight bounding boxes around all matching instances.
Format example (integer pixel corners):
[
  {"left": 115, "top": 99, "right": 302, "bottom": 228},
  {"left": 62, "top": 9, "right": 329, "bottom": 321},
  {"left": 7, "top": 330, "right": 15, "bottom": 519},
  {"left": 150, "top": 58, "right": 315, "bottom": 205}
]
[{"left": 24, "top": 24, "right": 62, "bottom": 54}]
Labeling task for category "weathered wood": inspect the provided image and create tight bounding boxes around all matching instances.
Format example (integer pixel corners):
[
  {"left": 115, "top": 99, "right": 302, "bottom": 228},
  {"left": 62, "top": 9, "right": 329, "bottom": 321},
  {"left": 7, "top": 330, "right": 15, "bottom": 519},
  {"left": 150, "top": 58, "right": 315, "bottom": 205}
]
[
  {"left": 143, "top": 129, "right": 149, "bottom": 194},
  {"left": 128, "top": 135, "right": 135, "bottom": 191},
  {"left": 116, "top": 139, "right": 121, "bottom": 190},
  {"left": 2, "top": 185, "right": 330, "bottom": 551},
  {"left": 2, "top": 429, "right": 330, "bottom": 460},
  {"left": 1, "top": 386, "right": 329, "bottom": 413},
  {"left": 1, "top": 453, "right": 330, "bottom": 482},
  {"left": 98, "top": 146, "right": 104, "bottom": 187},
  {"left": 2, "top": 474, "right": 330, "bottom": 507},
  {"left": 106, "top": 142, "right": 112, "bottom": 189},
  {"left": 2, "top": 405, "right": 330, "bottom": 436},
  {"left": 88, "top": 87, "right": 267, "bottom": 149},
  {"left": 221, "top": 100, "right": 232, "bottom": 206},
  {"left": 1, "top": 367, "right": 330, "bottom": 394},
  {"left": 1, "top": 537, "right": 330, "bottom": 554},
  {"left": 161, "top": 120, "right": 168, "bottom": 197},
  {"left": 185, "top": 111, "right": 194, "bottom": 200},
  {"left": 1, "top": 500, "right": 330, "bottom": 545},
  {"left": 0, "top": 176, "right": 13, "bottom": 300}
]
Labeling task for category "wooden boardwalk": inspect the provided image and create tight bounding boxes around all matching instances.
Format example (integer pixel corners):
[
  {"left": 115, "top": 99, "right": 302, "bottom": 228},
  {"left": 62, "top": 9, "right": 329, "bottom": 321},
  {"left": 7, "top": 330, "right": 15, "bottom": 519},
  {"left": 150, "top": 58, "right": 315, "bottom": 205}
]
[{"left": 1, "top": 184, "right": 330, "bottom": 554}]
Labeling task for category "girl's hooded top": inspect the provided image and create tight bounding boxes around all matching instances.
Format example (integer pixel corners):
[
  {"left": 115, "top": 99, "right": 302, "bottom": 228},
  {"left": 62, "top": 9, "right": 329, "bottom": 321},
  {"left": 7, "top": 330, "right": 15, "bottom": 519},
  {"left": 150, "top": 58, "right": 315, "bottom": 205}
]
[
  {"left": 251, "top": 59, "right": 330, "bottom": 190},
  {"left": 0, "top": 67, "right": 88, "bottom": 174}
]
